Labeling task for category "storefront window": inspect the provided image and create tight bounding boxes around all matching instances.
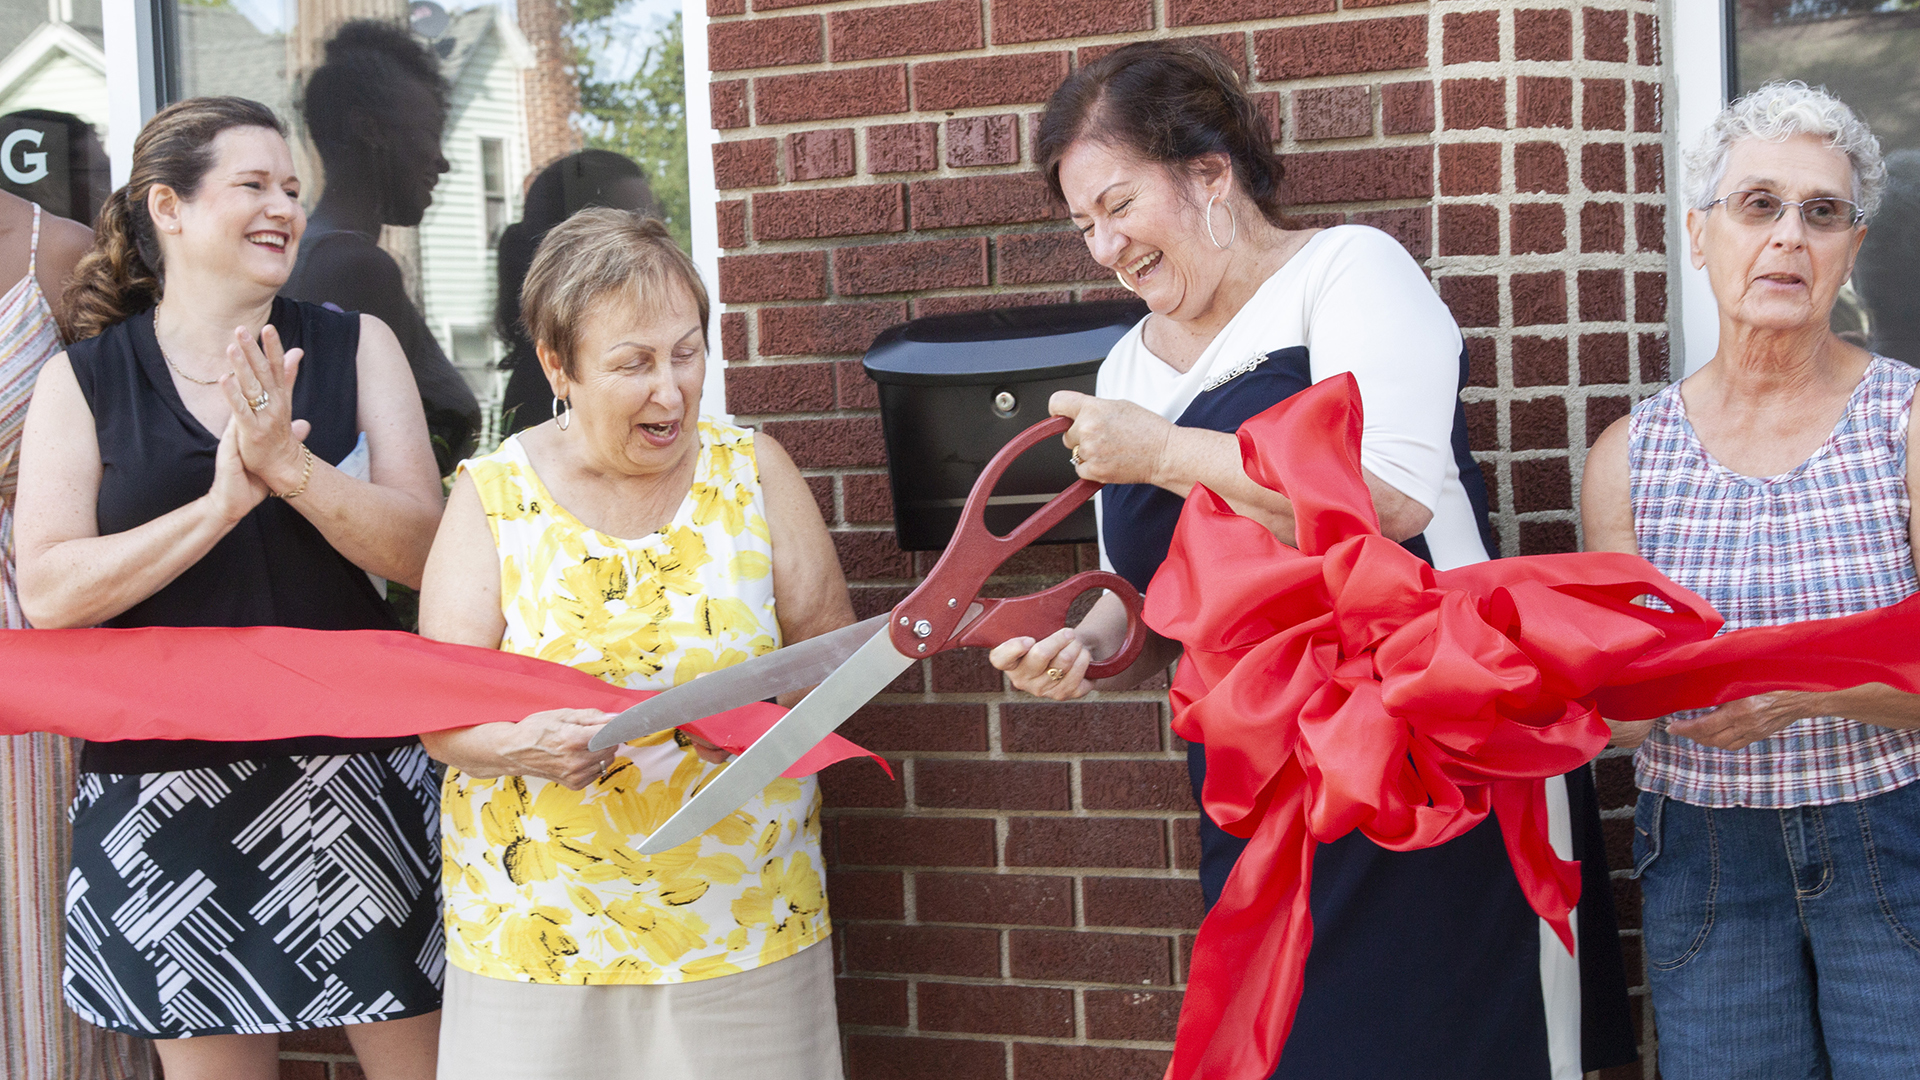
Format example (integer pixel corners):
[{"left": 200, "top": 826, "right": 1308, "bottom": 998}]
[
  {"left": 1731, "top": 0, "right": 1920, "bottom": 364},
  {"left": 0, "top": 0, "right": 111, "bottom": 225},
  {"left": 145, "top": 0, "right": 688, "bottom": 455}
]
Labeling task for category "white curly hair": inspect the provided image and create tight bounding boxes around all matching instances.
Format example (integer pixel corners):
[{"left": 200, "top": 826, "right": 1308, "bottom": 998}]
[{"left": 1684, "top": 80, "right": 1886, "bottom": 220}]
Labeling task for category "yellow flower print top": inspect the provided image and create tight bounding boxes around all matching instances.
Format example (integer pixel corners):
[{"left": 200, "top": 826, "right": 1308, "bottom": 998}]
[{"left": 445, "top": 419, "right": 829, "bottom": 985}]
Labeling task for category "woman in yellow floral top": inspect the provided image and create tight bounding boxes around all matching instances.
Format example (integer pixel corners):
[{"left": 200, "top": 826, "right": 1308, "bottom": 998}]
[{"left": 418, "top": 210, "right": 855, "bottom": 1078}]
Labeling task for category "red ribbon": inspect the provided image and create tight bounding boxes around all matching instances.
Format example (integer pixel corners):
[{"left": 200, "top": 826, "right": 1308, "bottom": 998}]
[
  {"left": 0, "top": 625, "right": 887, "bottom": 779},
  {"left": 1147, "top": 374, "right": 1920, "bottom": 1080}
]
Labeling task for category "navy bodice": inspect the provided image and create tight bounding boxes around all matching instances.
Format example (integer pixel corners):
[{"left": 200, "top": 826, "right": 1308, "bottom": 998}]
[{"left": 1100, "top": 345, "right": 1494, "bottom": 591}]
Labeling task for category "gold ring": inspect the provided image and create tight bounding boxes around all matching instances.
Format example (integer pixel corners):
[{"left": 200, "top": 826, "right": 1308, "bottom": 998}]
[
  {"left": 1045, "top": 667, "right": 1065, "bottom": 681},
  {"left": 247, "top": 391, "right": 270, "bottom": 412},
  {"left": 1070, "top": 448, "right": 1083, "bottom": 466}
]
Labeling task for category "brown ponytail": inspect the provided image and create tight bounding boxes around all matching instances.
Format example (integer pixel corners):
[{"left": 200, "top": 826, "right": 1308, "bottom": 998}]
[{"left": 60, "top": 96, "right": 283, "bottom": 342}]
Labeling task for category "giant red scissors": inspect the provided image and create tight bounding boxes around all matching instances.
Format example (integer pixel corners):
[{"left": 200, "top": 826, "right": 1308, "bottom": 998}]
[{"left": 588, "top": 415, "right": 1149, "bottom": 854}]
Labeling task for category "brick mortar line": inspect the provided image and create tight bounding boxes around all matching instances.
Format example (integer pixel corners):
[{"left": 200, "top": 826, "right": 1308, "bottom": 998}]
[
  {"left": 863, "top": 690, "right": 1173, "bottom": 701},
  {"left": 710, "top": 17, "right": 1414, "bottom": 83},
  {"left": 848, "top": 860, "right": 1190, "bottom": 868},
  {"left": 1428, "top": 131, "right": 1667, "bottom": 148},
  {"left": 825, "top": 809, "right": 1197, "bottom": 820},
  {"left": 712, "top": 78, "right": 1440, "bottom": 148},
  {"left": 718, "top": 2, "right": 1413, "bottom": 35},
  {"left": 711, "top": 123, "right": 1440, "bottom": 187},
  {"left": 838, "top": 968, "right": 1190, "bottom": 989},
  {"left": 836, "top": 1022, "right": 1184, "bottom": 1050}
]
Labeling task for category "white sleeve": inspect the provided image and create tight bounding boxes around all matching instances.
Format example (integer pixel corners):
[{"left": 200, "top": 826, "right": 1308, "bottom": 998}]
[{"left": 1301, "top": 227, "right": 1464, "bottom": 513}]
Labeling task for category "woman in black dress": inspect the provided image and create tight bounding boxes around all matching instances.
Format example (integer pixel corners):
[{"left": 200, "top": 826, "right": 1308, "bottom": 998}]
[
  {"left": 989, "top": 43, "right": 1636, "bottom": 1078},
  {"left": 13, "top": 98, "right": 444, "bottom": 1079}
]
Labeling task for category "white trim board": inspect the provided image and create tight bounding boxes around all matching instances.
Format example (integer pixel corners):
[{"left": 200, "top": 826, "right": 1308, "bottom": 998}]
[
  {"left": 1667, "top": 0, "right": 1728, "bottom": 375},
  {"left": 683, "top": 0, "right": 726, "bottom": 421}
]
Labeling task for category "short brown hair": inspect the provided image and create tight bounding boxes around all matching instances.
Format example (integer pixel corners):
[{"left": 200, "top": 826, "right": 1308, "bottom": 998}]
[
  {"left": 1035, "top": 41, "right": 1287, "bottom": 227},
  {"left": 519, "top": 209, "right": 709, "bottom": 377}
]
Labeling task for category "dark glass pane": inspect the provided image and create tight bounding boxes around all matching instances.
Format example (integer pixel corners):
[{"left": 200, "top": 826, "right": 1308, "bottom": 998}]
[
  {"left": 156, "top": 0, "right": 687, "bottom": 453},
  {"left": 0, "top": 0, "right": 111, "bottom": 225},
  {"left": 1733, "top": 1, "right": 1920, "bottom": 363}
]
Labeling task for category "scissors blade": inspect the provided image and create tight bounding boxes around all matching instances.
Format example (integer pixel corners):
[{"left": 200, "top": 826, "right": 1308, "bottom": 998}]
[
  {"left": 589, "top": 614, "right": 891, "bottom": 751},
  {"left": 637, "top": 626, "right": 913, "bottom": 855}
]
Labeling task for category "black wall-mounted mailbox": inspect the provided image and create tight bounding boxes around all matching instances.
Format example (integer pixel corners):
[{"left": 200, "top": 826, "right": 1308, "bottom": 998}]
[{"left": 862, "top": 299, "right": 1148, "bottom": 552}]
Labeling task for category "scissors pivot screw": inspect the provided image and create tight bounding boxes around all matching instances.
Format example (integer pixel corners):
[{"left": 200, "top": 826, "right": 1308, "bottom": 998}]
[{"left": 912, "top": 619, "right": 933, "bottom": 638}]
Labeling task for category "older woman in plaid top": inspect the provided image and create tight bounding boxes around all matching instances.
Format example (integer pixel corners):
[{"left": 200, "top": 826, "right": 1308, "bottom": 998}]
[{"left": 1584, "top": 82, "right": 1920, "bottom": 1080}]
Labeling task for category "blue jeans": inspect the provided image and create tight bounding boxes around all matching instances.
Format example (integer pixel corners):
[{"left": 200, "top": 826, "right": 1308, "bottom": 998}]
[{"left": 1633, "top": 782, "right": 1920, "bottom": 1080}]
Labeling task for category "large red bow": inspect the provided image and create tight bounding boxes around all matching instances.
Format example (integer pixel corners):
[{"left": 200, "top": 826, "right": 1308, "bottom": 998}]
[
  {"left": 0, "top": 626, "right": 886, "bottom": 779},
  {"left": 1148, "top": 374, "right": 1920, "bottom": 1080}
]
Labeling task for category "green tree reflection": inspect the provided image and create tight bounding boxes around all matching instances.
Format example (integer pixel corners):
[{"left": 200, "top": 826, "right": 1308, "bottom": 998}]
[{"left": 569, "top": 7, "right": 690, "bottom": 252}]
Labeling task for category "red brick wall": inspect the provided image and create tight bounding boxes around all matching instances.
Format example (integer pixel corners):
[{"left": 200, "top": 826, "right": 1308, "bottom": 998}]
[
  {"left": 709, "top": 1, "right": 1670, "bottom": 1077},
  {"left": 519, "top": 0, "right": 584, "bottom": 177},
  {"left": 1429, "top": 6, "right": 1670, "bottom": 1074}
]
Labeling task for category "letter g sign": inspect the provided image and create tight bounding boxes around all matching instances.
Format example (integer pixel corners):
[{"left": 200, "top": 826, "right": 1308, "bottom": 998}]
[{"left": 3, "top": 128, "right": 50, "bottom": 186}]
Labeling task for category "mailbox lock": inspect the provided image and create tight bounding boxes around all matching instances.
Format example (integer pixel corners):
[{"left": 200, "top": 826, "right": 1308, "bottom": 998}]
[{"left": 992, "top": 390, "right": 1017, "bottom": 417}]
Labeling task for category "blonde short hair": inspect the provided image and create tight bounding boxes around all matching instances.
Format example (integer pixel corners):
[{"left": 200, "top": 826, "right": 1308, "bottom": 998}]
[{"left": 520, "top": 208, "right": 709, "bottom": 377}]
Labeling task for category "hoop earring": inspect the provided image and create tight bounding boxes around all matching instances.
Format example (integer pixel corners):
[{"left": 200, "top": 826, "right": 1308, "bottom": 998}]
[
  {"left": 552, "top": 394, "right": 572, "bottom": 431},
  {"left": 1115, "top": 271, "right": 1136, "bottom": 294},
  {"left": 1205, "top": 194, "right": 1237, "bottom": 250}
]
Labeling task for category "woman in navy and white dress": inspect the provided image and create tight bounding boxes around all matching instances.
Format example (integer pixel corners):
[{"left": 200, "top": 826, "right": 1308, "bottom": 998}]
[
  {"left": 14, "top": 98, "right": 444, "bottom": 1080},
  {"left": 988, "top": 42, "right": 1636, "bottom": 1079}
]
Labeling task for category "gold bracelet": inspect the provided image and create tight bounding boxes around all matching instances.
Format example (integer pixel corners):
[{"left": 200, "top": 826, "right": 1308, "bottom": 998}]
[{"left": 273, "top": 444, "right": 314, "bottom": 500}]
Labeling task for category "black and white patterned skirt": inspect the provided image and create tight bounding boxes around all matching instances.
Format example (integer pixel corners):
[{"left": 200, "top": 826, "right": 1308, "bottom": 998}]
[{"left": 63, "top": 747, "right": 444, "bottom": 1038}]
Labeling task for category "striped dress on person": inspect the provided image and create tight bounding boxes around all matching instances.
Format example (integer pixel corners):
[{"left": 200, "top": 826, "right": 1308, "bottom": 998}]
[{"left": 0, "top": 203, "right": 154, "bottom": 1077}]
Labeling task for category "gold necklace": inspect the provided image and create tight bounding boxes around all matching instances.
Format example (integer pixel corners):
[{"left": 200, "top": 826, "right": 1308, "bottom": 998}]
[{"left": 155, "top": 336, "right": 224, "bottom": 386}]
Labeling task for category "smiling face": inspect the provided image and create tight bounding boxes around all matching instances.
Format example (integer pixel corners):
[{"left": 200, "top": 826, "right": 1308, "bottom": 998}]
[
  {"left": 1058, "top": 137, "right": 1233, "bottom": 323},
  {"left": 1687, "top": 133, "right": 1868, "bottom": 335},
  {"left": 372, "top": 78, "right": 450, "bottom": 227},
  {"left": 150, "top": 125, "right": 304, "bottom": 291},
  {"left": 543, "top": 283, "right": 706, "bottom": 478}
]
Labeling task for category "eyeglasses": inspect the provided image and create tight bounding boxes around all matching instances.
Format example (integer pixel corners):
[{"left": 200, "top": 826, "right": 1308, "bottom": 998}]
[{"left": 1705, "top": 190, "right": 1865, "bottom": 232}]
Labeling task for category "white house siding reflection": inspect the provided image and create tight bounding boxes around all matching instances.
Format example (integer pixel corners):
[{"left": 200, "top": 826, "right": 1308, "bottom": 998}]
[{"left": 415, "top": 4, "right": 532, "bottom": 421}]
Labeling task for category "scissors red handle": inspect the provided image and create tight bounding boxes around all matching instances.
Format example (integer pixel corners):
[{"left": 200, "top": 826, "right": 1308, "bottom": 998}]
[{"left": 889, "top": 416, "right": 1149, "bottom": 680}]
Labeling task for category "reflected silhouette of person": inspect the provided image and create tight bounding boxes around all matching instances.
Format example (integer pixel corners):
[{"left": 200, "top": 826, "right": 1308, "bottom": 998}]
[
  {"left": 1853, "top": 149, "right": 1920, "bottom": 366},
  {"left": 0, "top": 108, "right": 111, "bottom": 226},
  {"left": 494, "top": 150, "right": 658, "bottom": 432},
  {"left": 283, "top": 19, "right": 479, "bottom": 472}
]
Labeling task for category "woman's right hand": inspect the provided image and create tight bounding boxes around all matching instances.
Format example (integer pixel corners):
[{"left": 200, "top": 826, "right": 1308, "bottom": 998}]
[
  {"left": 1606, "top": 718, "right": 1655, "bottom": 748},
  {"left": 449, "top": 709, "right": 618, "bottom": 789},
  {"left": 206, "top": 416, "right": 268, "bottom": 525},
  {"left": 990, "top": 627, "right": 1096, "bottom": 700},
  {"left": 1051, "top": 391, "right": 1172, "bottom": 487}
]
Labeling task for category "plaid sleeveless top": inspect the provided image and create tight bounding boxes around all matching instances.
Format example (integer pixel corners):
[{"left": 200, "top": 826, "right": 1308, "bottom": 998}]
[
  {"left": 1, "top": 203, "right": 60, "bottom": 629},
  {"left": 1629, "top": 356, "right": 1920, "bottom": 807}
]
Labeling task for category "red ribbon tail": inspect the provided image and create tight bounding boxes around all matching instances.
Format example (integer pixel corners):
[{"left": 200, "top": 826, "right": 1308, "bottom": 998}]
[
  {"left": 1491, "top": 779, "right": 1581, "bottom": 953},
  {"left": 1169, "top": 780, "right": 1319, "bottom": 1080}
]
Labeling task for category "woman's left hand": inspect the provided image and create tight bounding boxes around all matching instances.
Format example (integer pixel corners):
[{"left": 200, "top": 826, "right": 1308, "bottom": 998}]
[
  {"left": 989, "top": 627, "right": 1096, "bottom": 700},
  {"left": 1667, "top": 692, "right": 1806, "bottom": 750},
  {"left": 678, "top": 728, "right": 733, "bottom": 764},
  {"left": 220, "top": 323, "right": 312, "bottom": 493},
  {"left": 1051, "top": 391, "right": 1172, "bottom": 487}
]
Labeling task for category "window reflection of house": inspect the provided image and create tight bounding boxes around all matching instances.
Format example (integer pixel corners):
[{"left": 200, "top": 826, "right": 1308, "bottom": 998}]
[
  {"left": 175, "top": 2, "right": 294, "bottom": 118},
  {"left": 416, "top": 5, "right": 533, "bottom": 415},
  {"left": 0, "top": 0, "right": 104, "bottom": 114},
  {"left": 1732, "top": 4, "right": 1920, "bottom": 364},
  {"left": 0, "top": 0, "right": 109, "bottom": 219}
]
